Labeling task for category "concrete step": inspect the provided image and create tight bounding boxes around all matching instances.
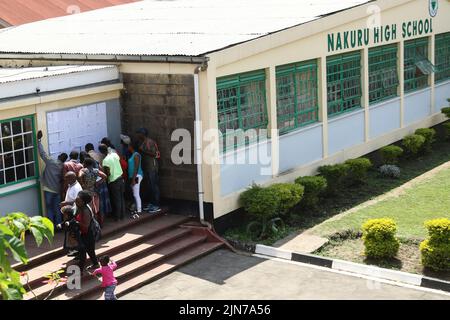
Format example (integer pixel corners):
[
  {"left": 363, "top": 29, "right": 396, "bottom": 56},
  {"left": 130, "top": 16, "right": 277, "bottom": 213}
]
[
  {"left": 52, "top": 234, "right": 214, "bottom": 300},
  {"left": 15, "top": 210, "right": 170, "bottom": 272},
  {"left": 22, "top": 214, "right": 190, "bottom": 291},
  {"left": 24, "top": 227, "right": 192, "bottom": 300}
]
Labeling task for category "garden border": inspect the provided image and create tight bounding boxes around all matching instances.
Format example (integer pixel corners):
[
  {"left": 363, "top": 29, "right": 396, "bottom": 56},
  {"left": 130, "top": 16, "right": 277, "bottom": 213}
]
[{"left": 255, "top": 244, "right": 450, "bottom": 293}]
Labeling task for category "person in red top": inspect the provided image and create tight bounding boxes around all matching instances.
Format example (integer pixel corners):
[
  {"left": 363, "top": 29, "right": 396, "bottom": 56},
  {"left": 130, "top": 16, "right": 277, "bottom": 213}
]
[
  {"left": 75, "top": 191, "right": 99, "bottom": 273},
  {"left": 63, "top": 151, "right": 84, "bottom": 176},
  {"left": 91, "top": 255, "right": 118, "bottom": 300}
]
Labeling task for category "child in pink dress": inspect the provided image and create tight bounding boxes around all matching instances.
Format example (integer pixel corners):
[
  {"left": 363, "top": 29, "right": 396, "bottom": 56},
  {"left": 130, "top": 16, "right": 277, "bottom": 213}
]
[{"left": 91, "top": 256, "right": 118, "bottom": 300}]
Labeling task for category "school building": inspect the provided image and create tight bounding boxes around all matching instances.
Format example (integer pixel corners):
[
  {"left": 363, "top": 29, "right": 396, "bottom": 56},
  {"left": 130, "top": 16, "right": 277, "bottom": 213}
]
[{"left": 0, "top": 0, "right": 448, "bottom": 231}]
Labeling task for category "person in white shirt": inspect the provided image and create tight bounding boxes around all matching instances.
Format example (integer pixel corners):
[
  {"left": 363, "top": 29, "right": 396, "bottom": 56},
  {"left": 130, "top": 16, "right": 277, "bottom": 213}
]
[{"left": 61, "top": 172, "right": 83, "bottom": 207}]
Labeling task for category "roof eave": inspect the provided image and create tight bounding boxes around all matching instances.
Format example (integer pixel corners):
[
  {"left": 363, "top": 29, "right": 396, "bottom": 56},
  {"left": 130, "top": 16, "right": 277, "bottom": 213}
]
[{"left": 0, "top": 52, "right": 209, "bottom": 64}]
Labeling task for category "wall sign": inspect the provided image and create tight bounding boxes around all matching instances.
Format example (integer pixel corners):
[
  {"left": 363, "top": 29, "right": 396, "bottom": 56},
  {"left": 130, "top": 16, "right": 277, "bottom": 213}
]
[
  {"left": 429, "top": 0, "right": 438, "bottom": 18},
  {"left": 327, "top": 18, "right": 434, "bottom": 53}
]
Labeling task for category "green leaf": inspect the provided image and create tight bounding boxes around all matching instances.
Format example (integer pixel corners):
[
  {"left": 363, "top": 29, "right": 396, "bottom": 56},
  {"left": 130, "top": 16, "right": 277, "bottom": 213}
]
[
  {"left": 4, "top": 287, "right": 24, "bottom": 300},
  {"left": 30, "top": 226, "right": 43, "bottom": 247},
  {"left": 0, "top": 224, "right": 13, "bottom": 236},
  {"left": 5, "top": 235, "right": 28, "bottom": 264}
]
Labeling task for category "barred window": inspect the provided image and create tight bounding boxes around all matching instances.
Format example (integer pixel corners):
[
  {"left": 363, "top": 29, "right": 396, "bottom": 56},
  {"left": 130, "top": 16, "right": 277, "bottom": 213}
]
[
  {"left": 369, "top": 44, "right": 399, "bottom": 104},
  {"left": 0, "top": 116, "right": 37, "bottom": 187},
  {"left": 404, "top": 37, "right": 429, "bottom": 93},
  {"left": 435, "top": 32, "right": 450, "bottom": 83},
  {"left": 327, "top": 51, "right": 362, "bottom": 117},
  {"left": 217, "top": 70, "right": 268, "bottom": 152},
  {"left": 276, "top": 60, "right": 319, "bottom": 134}
]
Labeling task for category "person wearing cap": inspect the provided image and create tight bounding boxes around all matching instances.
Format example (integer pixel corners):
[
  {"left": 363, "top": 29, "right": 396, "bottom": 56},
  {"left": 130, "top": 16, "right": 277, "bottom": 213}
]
[{"left": 136, "top": 128, "right": 161, "bottom": 213}]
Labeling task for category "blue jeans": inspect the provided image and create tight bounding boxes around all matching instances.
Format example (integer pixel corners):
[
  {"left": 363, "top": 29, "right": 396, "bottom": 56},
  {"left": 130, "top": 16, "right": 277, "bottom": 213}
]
[
  {"left": 44, "top": 191, "right": 62, "bottom": 226},
  {"left": 143, "top": 170, "right": 160, "bottom": 207},
  {"left": 105, "top": 284, "right": 117, "bottom": 300}
]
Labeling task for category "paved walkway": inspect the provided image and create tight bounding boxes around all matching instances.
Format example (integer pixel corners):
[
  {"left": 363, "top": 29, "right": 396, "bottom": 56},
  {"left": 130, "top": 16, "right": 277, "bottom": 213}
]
[{"left": 122, "top": 250, "right": 449, "bottom": 300}]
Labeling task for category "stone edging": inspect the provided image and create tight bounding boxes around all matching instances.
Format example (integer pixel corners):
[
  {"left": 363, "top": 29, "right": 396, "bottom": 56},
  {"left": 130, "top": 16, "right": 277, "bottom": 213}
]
[{"left": 255, "top": 244, "right": 450, "bottom": 293}]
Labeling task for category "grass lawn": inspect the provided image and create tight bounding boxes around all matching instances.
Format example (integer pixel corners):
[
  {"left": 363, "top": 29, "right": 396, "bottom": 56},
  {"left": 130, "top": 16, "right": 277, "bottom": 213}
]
[{"left": 311, "top": 164, "right": 450, "bottom": 239}]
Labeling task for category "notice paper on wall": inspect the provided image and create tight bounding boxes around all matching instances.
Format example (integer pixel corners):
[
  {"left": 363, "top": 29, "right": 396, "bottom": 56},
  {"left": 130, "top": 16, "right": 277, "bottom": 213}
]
[{"left": 46, "top": 102, "right": 108, "bottom": 158}]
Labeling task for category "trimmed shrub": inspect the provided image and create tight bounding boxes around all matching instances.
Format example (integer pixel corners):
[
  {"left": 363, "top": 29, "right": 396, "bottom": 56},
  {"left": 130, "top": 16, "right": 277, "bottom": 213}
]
[
  {"left": 362, "top": 218, "right": 400, "bottom": 259},
  {"left": 380, "top": 145, "right": 404, "bottom": 165},
  {"left": 240, "top": 183, "right": 304, "bottom": 219},
  {"left": 442, "top": 107, "right": 450, "bottom": 118},
  {"left": 420, "top": 218, "right": 450, "bottom": 271},
  {"left": 415, "top": 128, "right": 436, "bottom": 152},
  {"left": 318, "top": 163, "right": 350, "bottom": 195},
  {"left": 402, "top": 134, "right": 425, "bottom": 156},
  {"left": 443, "top": 122, "right": 450, "bottom": 140},
  {"left": 379, "top": 165, "right": 401, "bottom": 179},
  {"left": 240, "top": 183, "right": 304, "bottom": 239},
  {"left": 345, "top": 158, "right": 372, "bottom": 184},
  {"left": 295, "top": 176, "right": 327, "bottom": 208}
]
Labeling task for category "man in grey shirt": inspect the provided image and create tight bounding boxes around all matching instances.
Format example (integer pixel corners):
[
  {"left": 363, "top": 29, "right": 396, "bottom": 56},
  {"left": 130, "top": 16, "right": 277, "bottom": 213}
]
[{"left": 37, "top": 130, "right": 68, "bottom": 226}]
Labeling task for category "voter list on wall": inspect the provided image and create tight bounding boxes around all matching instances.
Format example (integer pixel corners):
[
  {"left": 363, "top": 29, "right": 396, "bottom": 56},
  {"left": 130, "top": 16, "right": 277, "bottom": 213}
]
[{"left": 46, "top": 103, "right": 108, "bottom": 157}]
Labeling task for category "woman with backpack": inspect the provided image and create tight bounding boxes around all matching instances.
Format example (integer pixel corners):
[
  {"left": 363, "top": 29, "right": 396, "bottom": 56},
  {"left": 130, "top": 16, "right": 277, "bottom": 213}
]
[
  {"left": 79, "top": 157, "right": 107, "bottom": 227},
  {"left": 75, "top": 190, "right": 100, "bottom": 273}
]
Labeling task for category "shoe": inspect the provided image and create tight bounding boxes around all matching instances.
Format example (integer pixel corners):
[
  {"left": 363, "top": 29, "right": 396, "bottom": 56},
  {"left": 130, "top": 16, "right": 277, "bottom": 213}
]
[
  {"left": 149, "top": 205, "right": 162, "bottom": 214},
  {"left": 142, "top": 205, "right": 151, "bottom": 212},
  {"left": 131, "top": 213, "right": 140, "bottom": 220},
  {"left": 68, "top": 250, "right": 79, "bottom": 257}
]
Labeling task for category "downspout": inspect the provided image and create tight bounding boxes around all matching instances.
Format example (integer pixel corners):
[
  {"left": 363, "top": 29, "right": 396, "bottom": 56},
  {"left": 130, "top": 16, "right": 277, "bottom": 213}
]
[{"left": 194, "top": 62, "right": 210, "bottom": 228}]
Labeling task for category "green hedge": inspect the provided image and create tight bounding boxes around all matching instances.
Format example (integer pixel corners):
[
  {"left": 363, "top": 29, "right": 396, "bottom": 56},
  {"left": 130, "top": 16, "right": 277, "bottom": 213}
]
[
  {"left": 362, "top": 218, "right": 400, "bottom": 259},
  {"left": 380, "top": 145, "right": 404, "bottom": 165},
  {"left": 415, "top": 128, "right": 436, "bottom": 153},
  {"left": 420, "top": 218, "right": 450, "bottom": 271},
  {"left": 345, "top": 158, "right": 372, "bottom": 183},
  {"left": 240, "top": 183, "right": 304, "bottom": 219},
  {"left": 442, "top": 107, "right": 450, "bottom": 118},
  {"left": 402, "top": 134, "right": 426, "bottom": 156},
  {"left": 295, "top": 176, "right": 327, "bottom": 208},
  {"left": 443, "top": 122, "right": 450, "bottom": 140},
  {"left": 318, "top": 164, "right": 349, "bottom": 195}
]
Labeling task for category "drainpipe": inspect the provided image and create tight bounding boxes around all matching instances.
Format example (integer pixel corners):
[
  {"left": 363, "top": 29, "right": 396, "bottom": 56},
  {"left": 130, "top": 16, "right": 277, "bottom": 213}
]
[{"left": 194, "top": 62, "right": 210, "bottom": 228}]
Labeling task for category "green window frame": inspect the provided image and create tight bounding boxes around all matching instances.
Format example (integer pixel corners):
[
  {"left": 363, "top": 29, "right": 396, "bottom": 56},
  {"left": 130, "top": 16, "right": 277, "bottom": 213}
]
[
  {"left": 327, "top": 51, "right": 362, "bottom": 117},
  {"left": 0, "top": 115, "right": 38, "bottom": 189},
  {"left": 404, "top": 37, "right": 429, "bottom": 93},
  {"left": 369, "top": 44, "right": 399, "bottom": 104},
  {"left": 276, "top": 60, "right": 319, "bottom": 135},
  {"left": 217, "top": 70, "right": 268, "bottom": 152},
  {"left": 435, "top": 32, "right": 450, "bottom": 83}
]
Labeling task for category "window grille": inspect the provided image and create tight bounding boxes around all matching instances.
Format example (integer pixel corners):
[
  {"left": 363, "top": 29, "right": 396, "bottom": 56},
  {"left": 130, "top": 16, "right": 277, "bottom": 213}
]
[
  {"left": 276, "top": 60, "right": 319, "bottom": 134},
  {"left": 369, "top": 44, "right": 399, "bottom": 104},
  {"left": 327, "top": 51, "right": 362, "bottom": 117}
]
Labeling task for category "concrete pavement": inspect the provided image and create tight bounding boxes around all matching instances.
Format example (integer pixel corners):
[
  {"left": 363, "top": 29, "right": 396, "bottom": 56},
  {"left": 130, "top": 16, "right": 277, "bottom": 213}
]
[{"left": 122, "top": 250, "right": 449, "bottom": 300}]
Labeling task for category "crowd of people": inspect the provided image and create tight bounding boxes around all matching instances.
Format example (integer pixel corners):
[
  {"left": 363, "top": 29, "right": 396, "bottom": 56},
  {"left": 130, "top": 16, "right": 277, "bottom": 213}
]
[{"left": 37, "top": 128, "right": 162, "bottom": 281}]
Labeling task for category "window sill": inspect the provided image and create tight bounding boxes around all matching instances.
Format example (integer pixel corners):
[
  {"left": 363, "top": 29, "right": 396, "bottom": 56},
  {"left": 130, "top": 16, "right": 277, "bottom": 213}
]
[{"left": 0, "top": 179, "right": 38, "bottom": 198}]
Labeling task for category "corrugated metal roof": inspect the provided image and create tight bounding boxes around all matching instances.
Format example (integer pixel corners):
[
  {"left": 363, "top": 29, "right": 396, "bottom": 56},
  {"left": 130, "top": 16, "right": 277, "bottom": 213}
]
[
  {"left": 0, "top": 0, "right": 371, "bottom": 57},
  {"left": 0, "top": 65, "right": 116, "bottom": 84},
  {"left": 0, "top": 0, "right": 138, "bottom": 26}
]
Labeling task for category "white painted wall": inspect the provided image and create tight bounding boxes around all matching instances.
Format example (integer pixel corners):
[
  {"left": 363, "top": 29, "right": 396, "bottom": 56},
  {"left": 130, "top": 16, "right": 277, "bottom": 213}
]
[
  {"left": 435, "top": 81, "right": 450, "bottom": 113},
  {"left": 369, "top": 98, "right": 401, "bottom": 139},
  {"left": 404, "top": 88, "right": 432, "bottom": 125},
  {"left": 0, "top": 185, "right": 40, "bottom": 216},
  {"left": 278, "top": 123, "right": 323, "bottom": 173},
  {"left": 328, "top": 110, "right": 365, "bottom": 156},
  {"left": 220, "top": 140, "right": 272, "bottom": 196}
]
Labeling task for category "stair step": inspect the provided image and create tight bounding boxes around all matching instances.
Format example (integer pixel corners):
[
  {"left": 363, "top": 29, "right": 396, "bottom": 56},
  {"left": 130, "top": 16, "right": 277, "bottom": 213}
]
[
  {"left": 52, "top": 234, "right": 211, "bottom": 300},
  {"left": 15, "top": 211, "right": 169, "bottom": 272},
  {"left": 100, "top": 242, "right": 224, "bottom": 300},
  {"left": 22, "top": 214, "right": 190, "bottom": 290},
  {"left": 24, "top": 227, "right": 192, "bottom": 300}
]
